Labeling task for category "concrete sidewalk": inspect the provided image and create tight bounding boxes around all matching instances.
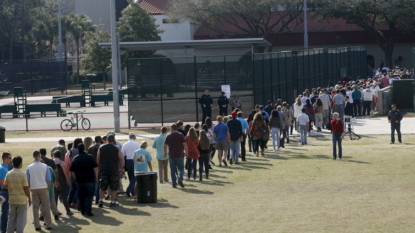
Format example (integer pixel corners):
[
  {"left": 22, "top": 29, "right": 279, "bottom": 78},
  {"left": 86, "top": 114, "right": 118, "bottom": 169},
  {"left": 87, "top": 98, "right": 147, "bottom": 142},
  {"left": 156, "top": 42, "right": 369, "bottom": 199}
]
[{"left": 4, "top": 116, "right": 414, "bottom": 143}]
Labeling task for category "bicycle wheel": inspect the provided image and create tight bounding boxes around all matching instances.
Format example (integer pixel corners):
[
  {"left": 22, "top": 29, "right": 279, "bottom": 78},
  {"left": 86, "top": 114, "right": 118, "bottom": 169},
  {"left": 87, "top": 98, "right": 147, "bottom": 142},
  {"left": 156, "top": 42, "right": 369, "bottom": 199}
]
[
  {"left": 82, "top": 118, "right": 91, "bottom": 130},
  {"left": 60, "top": 119, "right": 73, "bottom": 131}
]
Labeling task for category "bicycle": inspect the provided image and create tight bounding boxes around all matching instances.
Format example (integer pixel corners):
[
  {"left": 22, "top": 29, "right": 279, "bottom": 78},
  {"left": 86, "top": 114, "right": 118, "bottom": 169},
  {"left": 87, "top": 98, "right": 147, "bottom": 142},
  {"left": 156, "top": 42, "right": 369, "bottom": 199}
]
[{"left": 60, "top": 110, "right": 91, "bottom": 131}]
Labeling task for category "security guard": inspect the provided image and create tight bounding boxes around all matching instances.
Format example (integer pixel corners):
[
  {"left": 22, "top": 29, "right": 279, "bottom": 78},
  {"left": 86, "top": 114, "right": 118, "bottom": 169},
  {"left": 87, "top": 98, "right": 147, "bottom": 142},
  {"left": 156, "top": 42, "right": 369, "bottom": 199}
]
[
  {"left": 199, "top": 90, "right": 213, "bottom": 124},
  {"left": 217, "top": 92, "right": 229, "bottom": 116}
]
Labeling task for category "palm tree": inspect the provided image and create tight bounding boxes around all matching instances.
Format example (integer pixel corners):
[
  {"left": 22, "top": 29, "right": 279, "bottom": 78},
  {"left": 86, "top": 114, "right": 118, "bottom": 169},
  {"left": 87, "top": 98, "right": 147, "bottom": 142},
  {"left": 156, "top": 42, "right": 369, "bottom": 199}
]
[{"left": 67, "top": 14, "right": 95, "bottom": 84}]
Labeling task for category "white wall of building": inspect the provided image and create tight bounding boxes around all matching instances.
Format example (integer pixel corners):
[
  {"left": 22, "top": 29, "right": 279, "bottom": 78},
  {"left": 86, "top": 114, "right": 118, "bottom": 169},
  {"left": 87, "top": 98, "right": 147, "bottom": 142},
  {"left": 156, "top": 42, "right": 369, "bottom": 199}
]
[{"left": 154, "top": 15, "right": 195, "bottom": 41}]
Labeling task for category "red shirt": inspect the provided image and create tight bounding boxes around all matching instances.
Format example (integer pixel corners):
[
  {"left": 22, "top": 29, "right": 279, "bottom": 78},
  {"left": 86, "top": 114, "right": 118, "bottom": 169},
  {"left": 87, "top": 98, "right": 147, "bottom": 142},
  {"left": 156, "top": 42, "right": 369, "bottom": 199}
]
[
  {"left": 330, "top": 119, "right": 344, "bottom": 133},
  {"left": 185, "top": 137, "right": 200, "bottom": 160}
]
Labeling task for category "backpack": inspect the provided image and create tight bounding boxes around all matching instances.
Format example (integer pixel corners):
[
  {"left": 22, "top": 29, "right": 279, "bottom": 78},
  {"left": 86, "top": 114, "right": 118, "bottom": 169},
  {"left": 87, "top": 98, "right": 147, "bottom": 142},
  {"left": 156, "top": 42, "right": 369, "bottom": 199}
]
[{"left": 310, "top": 107, "right": 315, "bottom": 115}]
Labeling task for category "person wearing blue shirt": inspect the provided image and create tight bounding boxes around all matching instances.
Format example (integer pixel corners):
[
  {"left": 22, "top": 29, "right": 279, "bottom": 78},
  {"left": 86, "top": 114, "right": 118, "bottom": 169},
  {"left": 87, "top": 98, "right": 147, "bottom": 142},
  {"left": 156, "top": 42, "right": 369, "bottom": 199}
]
[
  {"left": 152, "top": 127, "right": 169, "bottom": 183},
  {"left": 213, "top": 115, "right": 230, "bottom": 166},
  {"left": 133, "top": 142, "right": 153, "bottom": 201},
  {"left": 264, "top": 100, "right": 274, "bottom": 116},
  {"left": 259, "top": 105, "right": 270, "bottom": 120},
  {"left": 0, "top": 152, "right": 12, "bottom": 233},
  {"left": 237, "top": 112, "right": 249, "bottom": 161}
]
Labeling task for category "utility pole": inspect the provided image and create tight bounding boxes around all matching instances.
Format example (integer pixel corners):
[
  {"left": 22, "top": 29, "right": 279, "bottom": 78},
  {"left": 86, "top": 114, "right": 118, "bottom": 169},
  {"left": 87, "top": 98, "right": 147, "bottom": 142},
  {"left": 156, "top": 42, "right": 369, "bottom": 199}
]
[
  {"left": 110, "top": 0, "right": 120, "bottom": 133},
  {"left": 303, "top": 0, "right": 309, "bottom": 50}
]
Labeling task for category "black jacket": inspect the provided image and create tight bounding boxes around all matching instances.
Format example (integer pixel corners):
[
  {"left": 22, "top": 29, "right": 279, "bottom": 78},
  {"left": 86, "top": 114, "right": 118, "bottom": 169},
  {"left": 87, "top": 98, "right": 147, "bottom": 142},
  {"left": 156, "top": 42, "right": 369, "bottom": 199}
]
[
  {"left": 217, "top": 96, "right": 229, "bottom": 108},
  {"left": 388, "top": 110, "right": 403, "bottom": 125},
  {"left": 199, "top": 94, "right": 213, "bottom": 108},
  {"left": 227, "top": 119, "right": 243, "bottom": 141}
]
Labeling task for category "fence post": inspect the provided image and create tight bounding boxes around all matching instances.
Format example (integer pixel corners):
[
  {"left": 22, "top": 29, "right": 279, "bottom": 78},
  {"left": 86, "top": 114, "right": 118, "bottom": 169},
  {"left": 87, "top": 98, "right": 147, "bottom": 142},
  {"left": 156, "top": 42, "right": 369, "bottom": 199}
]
[
  {"left": 346, "top": 47, "right": 352, "bottom": 77},
  {"left": 224, "top": 55, "right": 227, "bottom": 85},
  {"left": 269, "top": 54, "right": 274, "bottom": 102},
  {"left": 292, "top": 50, "right": 298, "bottom": 101},
  {"left": 194, "top": 55, "right": 198, "bottom": 123},
  {"left": 252, "top": 52, "right": 256, "bottom": 105},
  {"left": 160, "top": 58, "right": 164, "bottom": 126}
]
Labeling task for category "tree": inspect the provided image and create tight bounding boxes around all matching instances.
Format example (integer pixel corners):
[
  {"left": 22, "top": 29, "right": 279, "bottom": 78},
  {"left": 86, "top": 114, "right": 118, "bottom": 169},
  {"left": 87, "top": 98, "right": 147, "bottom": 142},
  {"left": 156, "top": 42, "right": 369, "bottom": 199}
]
[
  {"left": 68, "top": 14, "right": 96, "bottom": 83},
  {"left": 117, "top": 2, "right": 162, "bottom": 67},
  {"left": 167, "top": 0, "right": 304, "bottom": 52},
  {"left": 311, "top": 0, "right": 415, "bottom": 67},
  {"left": 81, "top": 27, "right": 112, "bottom": 90}
]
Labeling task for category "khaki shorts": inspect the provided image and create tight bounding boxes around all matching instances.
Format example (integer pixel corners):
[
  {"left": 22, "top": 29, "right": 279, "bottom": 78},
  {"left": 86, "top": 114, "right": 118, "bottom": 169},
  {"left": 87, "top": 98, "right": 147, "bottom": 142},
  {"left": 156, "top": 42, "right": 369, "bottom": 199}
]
[{"left": 215, "top": 140, "right": 229, "bottom": 150}]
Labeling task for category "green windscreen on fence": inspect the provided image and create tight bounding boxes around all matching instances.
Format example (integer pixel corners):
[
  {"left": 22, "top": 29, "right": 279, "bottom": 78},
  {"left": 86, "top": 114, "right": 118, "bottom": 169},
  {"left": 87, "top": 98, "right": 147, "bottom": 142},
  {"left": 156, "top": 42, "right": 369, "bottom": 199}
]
[{"left": 127, "top": 46, "right": 366, "bottom": 125}]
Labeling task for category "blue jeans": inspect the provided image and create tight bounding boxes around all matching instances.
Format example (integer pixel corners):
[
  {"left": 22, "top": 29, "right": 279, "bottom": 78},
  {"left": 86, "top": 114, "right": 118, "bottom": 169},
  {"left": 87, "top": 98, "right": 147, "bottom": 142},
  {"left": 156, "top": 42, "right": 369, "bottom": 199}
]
[
  {"left": 76, "top": 182, "right": 95, "bottom": 214},
  {"left": 0, "top": 190, "right": 9, "bottom": 233},
  {"left": 299, "top": 125, "right": 307, "bottom": 144},
  {"left": 391, "top": 124, "right": 401, "bottom": 143},
  {"left": 271, "top": 127, "right": 281, "bottom": 150},
  {"left": 169, "top": 157, "right": 184, "bottom": 187},
  {"left": 229, "top": 140, "right": 240, "bottom": 163},
  {"left": 94, "top": 173, "right": 101, "bottom": 203},
  {"left": 125, "top": 160, "right": 135, "bottom": 196},
  {"left": 67, "top": 176, "right": 78, "bottom": 205},
  {"left": 353, "top": 99, "right": 361, "bottom": 117},
  {"left": 332, "top": 133, "right": 343, "bottom": 159}
]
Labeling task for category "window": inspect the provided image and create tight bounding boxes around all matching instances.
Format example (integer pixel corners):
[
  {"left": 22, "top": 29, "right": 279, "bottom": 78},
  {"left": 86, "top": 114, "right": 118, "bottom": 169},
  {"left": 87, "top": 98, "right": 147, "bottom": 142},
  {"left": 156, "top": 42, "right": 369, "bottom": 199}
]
[{"left": 163, "top": 19, "right": 179, "bottom": 24}]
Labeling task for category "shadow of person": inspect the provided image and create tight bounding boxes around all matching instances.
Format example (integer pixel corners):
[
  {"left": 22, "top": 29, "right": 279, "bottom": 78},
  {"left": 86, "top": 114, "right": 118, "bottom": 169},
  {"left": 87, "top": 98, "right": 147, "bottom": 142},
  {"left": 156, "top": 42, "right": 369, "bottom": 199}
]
[{"left": 178, "top": 188, "right": 214, "bottom": 195}]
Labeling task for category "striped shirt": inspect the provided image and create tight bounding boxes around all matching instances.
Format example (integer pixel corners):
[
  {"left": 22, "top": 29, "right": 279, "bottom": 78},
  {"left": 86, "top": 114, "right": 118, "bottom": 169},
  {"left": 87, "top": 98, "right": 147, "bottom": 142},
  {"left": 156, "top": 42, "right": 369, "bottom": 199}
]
[
  {"left": 319, "top": 94, "right": 331, "bottom": 110},
  {"left": 4, "top": 169, "right": 28, "bottom": 205}
]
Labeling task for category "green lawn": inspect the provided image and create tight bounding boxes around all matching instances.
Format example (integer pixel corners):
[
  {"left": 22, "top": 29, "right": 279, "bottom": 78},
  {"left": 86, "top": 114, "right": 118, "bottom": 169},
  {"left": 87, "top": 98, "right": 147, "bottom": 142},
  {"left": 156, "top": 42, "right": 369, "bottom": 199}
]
[{"left": 2, "top": 134, "right": 415, "bottom": 232}]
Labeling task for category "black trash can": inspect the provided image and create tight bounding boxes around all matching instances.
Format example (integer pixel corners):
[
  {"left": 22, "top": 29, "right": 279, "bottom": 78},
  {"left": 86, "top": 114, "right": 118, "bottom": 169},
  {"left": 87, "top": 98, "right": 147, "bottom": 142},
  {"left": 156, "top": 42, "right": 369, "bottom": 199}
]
[
  {"left": 135, "top": 171, "right": 157, "bottom": 203},
  {"left": 0, "top": 126, "right": 5, "bottom": 143}
]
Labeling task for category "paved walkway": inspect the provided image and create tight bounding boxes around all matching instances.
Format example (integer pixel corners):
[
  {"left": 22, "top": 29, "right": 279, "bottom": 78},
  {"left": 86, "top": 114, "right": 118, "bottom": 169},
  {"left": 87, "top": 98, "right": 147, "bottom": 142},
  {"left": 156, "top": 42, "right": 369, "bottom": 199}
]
[{"left": 4, "top": 116, "right": 414, "bottom": 143}]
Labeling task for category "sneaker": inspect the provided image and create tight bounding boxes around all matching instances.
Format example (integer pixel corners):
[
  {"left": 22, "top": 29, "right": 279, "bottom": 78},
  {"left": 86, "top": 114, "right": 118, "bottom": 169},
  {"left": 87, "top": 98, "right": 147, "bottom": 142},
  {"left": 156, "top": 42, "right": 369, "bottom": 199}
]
[
  {"left": 230, "top": 158, "right": 233, "bottom": 165},
  {"left": 69, "top": 203, "right": 78, "bottom": 209},
  {"left": 104, "top": 195, "right": 110, "bottom": 200},
  {"left": 223, "top": 160, "right": 228, "bottom": 166},
  {"left": 109, "top": 202, "right": 119, "bottom": 207},
  {"left": 54, "top": 215, "right": 59, "bottom": 220},
  {"left": 178, "top": 180, "right": 185, "bottom": 187},
  {"left": 399, "top": 139, "right": 402, "bottom": 143},
  {"left": 67, "top": 212, "right": 74, "bottom": 216},
  {"left": 98, "top": 200, "right": 103, "bottom": 208}
]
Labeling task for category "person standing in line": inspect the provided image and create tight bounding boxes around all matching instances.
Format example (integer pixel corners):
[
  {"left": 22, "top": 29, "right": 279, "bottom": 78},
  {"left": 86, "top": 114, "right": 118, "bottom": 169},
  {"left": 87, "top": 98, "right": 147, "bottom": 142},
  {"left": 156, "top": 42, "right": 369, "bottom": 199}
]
[
  {"left": 332, "top": 90, "right": 345, "bottom": 121},
  {"left": 229, "top": 94, "right": 242, "bottom": 111},
  {"left": 52, "top": 151, "right": 73, "bottom": 216},
  {"left": 87, "top": 136, "right": 102, "bottom": 204},
  {"left": 198, "top": 131, "right": 211, "bottom": 181},
  {"left": 296, "top": 108, "right": 310, "bottom": 145},
  {"left": 66, "top": 138, "right": 82, "bottom": 209},
  {"left": 50, "top": 139, "right": 67, "bottom": 157},
  {"left": 293, "top": 97, "right": 303, "bottom": 132},
  {"left": 185, "top": 128, "right": 200, "bottom": 180},
  {"left": 97, "top": 135, "right": 124, "bottom": 208},
  {"left": 164, "top": 124, "right": 188, "bottom": 188},
  {"left": 265, "top": 100, "right": 274, "bottom": 116},
  {"left": 269, "top": 110, "right": 281, "bottom": 151},
  {"left": 0, "top": 152, "right": 12, "bottom": 233},
  {"left": 282, "top": 103, "right": 293, "bottom": 143},
  {"left": 352, "top": 85, "right": 362, "bottom": 117},
  {"left": 319, "top": 89, "right": 332, "bottom": 128},
  {"left": 133, "top": 142, "right": 153, "bottom": 200},
  {"left": 248, "top": 113, "right": 267, "bottom": 156},
  {"left": 345, "top": 86, "right": 354, "bottom": 117},
  {"left": 217, "top": 92, "right": 229, "bottom": 116},
  {"left": 39, "top": 148, "right": 60, "bottom": 221},
  {"left": 362, "top": 85, "right": 373, "bottom": 116},
  {"left": 227, "top": 111, "right": 243, "bottom": 165},
  {"left": 388, "top": 104, "right": 403, "bottom": 144},
  {"left": 106, "top": 132, "right": 125, "bottom": 195},
  {"left": 122, "top": 133, "right": 140, "bottom": 198},
  {"left": 26, "top": 150, "right": 52, "bottom": 231},
  {"left": 213, "top": 115, "right": 230, "bottom": 166},
  {"left": 236, "top": 111, "right": 249, "bottom": 161},
  {"left": 4, "top": 156, "right": 31, "bottom": 233},
  {"left": 199, "top": 90, "right": 213, "bottom": 125},
  {"left": 152, "top": 127, "right": 169, "bottom": 184},
  {"left": 313, "top": 99, "right": 325, "bottom": 132},
  {"left": 276, "top": 106, "right": 286, "bottom": 148},
  {"left": 330, "top": 112, "right": 344, "bottom": 160},
  {"left": 70, "top": 144, "right": 98, "bottom": 216}
]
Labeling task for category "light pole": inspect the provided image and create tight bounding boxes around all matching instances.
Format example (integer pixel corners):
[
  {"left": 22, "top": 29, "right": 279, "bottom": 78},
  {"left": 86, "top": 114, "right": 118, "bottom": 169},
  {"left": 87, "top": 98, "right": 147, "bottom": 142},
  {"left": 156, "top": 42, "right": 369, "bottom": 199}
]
[
  {"left": 110, "top": 0, "right": 120, "bottom": 133},
  {"left": 303, "top": 0, "right": 309, "bottom": 50},
  {"left": 57, "top": 0, "right": 63, "bottom": 61}
]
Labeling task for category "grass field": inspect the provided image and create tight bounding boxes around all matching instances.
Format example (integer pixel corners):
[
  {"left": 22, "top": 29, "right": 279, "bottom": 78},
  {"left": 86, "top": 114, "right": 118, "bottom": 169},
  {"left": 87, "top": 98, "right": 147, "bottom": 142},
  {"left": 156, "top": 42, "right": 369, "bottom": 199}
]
[{"left": 2, "top": 134, "right": 415, "bottom": 232}]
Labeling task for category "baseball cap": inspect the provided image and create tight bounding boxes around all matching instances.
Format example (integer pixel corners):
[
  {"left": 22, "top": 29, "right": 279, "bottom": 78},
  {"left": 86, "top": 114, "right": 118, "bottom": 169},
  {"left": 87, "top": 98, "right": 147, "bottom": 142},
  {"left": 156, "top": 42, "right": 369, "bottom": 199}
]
[
  {"left": 107, "top": 131, "right": 115, "bottom": 136},
  {"left": 231, "top": 111, "right": 238, "bottom": 117},
  {"left": 221, "top": 91, "right": 225, "bottom": 94},
  {"left": 129, "top": 132, "right": 136, "bottom": 137}
]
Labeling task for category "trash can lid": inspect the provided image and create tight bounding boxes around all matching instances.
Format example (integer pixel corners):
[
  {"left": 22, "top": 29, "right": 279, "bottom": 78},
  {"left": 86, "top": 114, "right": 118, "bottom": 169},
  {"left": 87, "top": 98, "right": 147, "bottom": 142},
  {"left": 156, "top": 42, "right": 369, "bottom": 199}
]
[
  {"left": 134, "top": 171, "right": 158, "bottom": 175},
  {"left": 0, "top": 126, "right": 5, "bottom": 130}
]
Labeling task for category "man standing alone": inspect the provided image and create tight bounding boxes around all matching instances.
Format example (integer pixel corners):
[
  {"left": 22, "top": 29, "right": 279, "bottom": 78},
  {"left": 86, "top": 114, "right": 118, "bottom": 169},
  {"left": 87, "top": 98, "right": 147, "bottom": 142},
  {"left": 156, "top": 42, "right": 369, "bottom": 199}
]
[
  {"left": 26, "top": 150, "right": 52, "bottom": 231},
  {"left": 164, "top": 124, "right": 188, "bottom": 188},
  {"left": 199, "top": 90, "right": 213, "bottom": 125},
  {"left": 4, "top": 156, "right": 31, "bottom": 233},
  {"left": 388, "top": 104, "right": 403, "bottom": 144}
]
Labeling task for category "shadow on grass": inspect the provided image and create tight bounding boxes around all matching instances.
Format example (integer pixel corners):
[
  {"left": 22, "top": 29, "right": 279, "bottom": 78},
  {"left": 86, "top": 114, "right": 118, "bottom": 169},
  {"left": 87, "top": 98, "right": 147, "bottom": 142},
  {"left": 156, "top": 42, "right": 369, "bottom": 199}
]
[
  {"left": 179, "top": 188, "right": 214, "bottom": 195},
  {"left": 199, "top": 179, "right": 233, "bottom": 186},
  {"left": 136, "top": 198, "right": 179, "bottom": 209},
  {"left": 345, "top": 159, "right": 371, "bottom": 164},
  {"left": 100, "top": 202, "right": 152, "bottom": 217}
]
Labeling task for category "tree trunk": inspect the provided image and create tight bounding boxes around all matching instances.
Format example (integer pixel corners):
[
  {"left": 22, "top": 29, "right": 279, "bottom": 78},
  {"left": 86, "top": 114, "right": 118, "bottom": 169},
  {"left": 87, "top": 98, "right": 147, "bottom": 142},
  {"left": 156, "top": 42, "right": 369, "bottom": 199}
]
[
  {"left": 9, "top": 39, "right": 13, "bottom": 63},
  {"left": 21, "top": 1, "right": 26, "bottom": 62},
  {"left": 49, "top": 40, "right": 53, "bottom": 59},
  {"left": 384, "top": 49, "right": 393, "bottom": 69},
  {"left": 77, "top": 42, "right": 80, "bottom": 84}
]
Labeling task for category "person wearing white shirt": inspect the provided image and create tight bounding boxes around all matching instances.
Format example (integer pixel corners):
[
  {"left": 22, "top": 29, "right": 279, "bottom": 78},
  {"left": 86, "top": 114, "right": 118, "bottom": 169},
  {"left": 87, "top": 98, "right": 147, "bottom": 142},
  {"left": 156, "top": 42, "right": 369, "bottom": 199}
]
[
  {"left": 293, "top": 97, "right": 303, "bottom": 132},
  {"left": 300, "top": 93, "right": 308, "bottom": 106},
  {"left": 319, "top": 89, "right": 332, "bottom": 127},
  {"left": 371, "top": 83, "right": 380, "bottom": 111},
  {"left": 362, "top": 85, "right": 374, "bottom": 116},
  {"left": 296, "top": 108, "right": 309, "bottom": 145},
  {"left": 121, "top": 132, "right": 140, "bottom": 197}
]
